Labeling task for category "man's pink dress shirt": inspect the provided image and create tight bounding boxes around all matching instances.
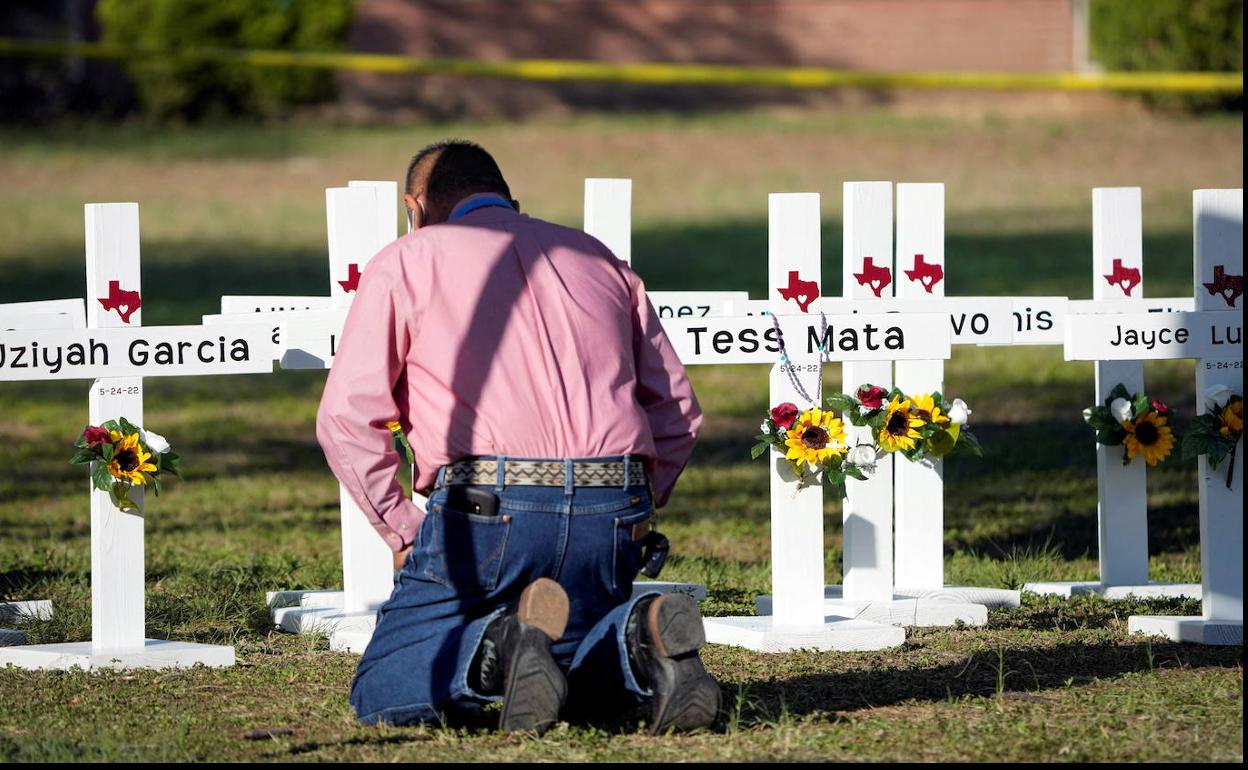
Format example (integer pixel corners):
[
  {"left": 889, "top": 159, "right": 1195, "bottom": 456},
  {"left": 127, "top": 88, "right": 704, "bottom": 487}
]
[{"left": 315, "top": 202, "right": 702, "bottom": 553}]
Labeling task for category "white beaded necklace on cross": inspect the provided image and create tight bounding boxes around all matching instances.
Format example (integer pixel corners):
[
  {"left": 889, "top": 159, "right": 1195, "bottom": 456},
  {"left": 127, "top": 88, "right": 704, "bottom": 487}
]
[{"left": 763, "top": 310, "right": 830, "bottom": 407}]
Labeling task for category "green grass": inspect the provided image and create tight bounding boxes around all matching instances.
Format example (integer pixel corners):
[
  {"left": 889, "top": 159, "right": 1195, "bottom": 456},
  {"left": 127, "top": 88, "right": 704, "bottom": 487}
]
[{"left": 0, "top": 107, "right": 1243, "bottom": 761}]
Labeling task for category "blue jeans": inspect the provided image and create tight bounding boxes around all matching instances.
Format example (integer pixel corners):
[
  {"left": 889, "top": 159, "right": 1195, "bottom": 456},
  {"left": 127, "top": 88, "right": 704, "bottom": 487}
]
[{"left": 349, "top": 462, "right": 658, "bottom": 726}]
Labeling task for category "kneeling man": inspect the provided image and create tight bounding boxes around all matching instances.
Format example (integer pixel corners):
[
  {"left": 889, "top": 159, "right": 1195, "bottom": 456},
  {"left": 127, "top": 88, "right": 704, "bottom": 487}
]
[{"left": 315, "top": 140, "right": 719, "bottom": 734}]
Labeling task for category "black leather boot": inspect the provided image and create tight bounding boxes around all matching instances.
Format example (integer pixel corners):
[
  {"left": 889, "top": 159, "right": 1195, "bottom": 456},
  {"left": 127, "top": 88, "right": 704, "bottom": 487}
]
[
  {"left": 626, "top": 593, "right": 721, "bottom": 734},
  {"left": 473, "top": 577, "right": 570, "bottom": 734}
]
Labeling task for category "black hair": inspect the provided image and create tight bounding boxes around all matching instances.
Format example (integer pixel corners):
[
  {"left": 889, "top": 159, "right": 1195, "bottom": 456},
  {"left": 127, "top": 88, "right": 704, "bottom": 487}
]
[{"left": 405, "top": 140, "right": 512, "bottom": 214}]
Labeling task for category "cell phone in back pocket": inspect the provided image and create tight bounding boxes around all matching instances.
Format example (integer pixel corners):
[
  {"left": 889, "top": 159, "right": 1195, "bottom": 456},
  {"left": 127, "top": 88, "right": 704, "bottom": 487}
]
[{"left": 444, "top": 486, "right": 500, "bottom": 517}]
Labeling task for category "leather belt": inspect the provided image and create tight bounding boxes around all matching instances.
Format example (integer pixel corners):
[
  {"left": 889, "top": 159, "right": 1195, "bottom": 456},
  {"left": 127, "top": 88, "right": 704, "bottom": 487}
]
[{"left": 438, "top": 457, "right": 648, "bottom": 488}]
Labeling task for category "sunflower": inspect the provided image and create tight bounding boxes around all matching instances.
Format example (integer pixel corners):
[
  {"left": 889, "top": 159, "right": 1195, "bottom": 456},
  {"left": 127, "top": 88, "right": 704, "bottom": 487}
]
[
  {"left": 1122, "top": 411, "right": 1175, "bottom": 466},
  {"left": 784, "top": 408, "right": 848, "bottom": 471},
  {"left": 877, "top": 396, "right": 925, "bottom": 453},
  {"left": 1220, "top": 399, "right": 1243, "bottom": 436},
  {"left": 910, "top": 393, "right": 950, "bottom": 425},
  {"left": 106, "top": 431, "right": 158, "bottom": 485}
]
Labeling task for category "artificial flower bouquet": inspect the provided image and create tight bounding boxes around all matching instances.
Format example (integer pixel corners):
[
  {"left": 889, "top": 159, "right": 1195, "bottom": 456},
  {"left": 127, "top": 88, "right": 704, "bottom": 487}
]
[
  {"left": 1082, "top": 383, "right": 1175, "bottom": 467},
  {"left": 752, "top": 402, "right": 878, "bottom": 497},
  {"left": 831, "top": 384, "right": 982, "bottom": 462},
  {"left": 1181, "top": 385, "right": 1243, "bottom": 488},
  {"left": 69, "top": 417, "right": 182, "bottom": 512}
]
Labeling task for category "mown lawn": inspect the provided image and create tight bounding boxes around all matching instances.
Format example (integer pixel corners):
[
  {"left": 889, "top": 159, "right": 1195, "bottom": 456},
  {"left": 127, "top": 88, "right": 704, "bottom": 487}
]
[{"left": 0, "top": 108, "right": 1242, "bottom": 761}]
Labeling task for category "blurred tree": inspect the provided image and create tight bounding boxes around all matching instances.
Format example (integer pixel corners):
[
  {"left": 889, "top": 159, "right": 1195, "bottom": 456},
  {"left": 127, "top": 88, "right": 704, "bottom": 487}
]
[
  {"left": 1091, "top": 0, "right": 1243, "bottom": 111},
  {"left": 96, "top": 0, "right": 355, "bottom": 121}
]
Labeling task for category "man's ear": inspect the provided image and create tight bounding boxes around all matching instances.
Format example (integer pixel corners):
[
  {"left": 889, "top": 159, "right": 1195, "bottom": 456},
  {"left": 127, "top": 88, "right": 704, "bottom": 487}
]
[{"left": 404, "top": 192, "right": 425, "bottom": 231}]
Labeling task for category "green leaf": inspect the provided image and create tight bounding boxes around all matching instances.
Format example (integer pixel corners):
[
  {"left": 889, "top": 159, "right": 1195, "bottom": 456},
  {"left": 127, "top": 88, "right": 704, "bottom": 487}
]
[
  {"left": 1181, "top": 432, "right": 1217, "bottom": 461},
  {"left": 149, "top": 473, "right": 162, "bottom": 496},
  {"left": 162, "top": 452, "right": 183, "bottom": 479},
  {"left": 100, "top": 442, "right": 115, "bottom": 461},
  {"left": 750, "top": 441, "right": 770, "bottom": 460},
  {"left": 1107, "top": 383, "right": 1131, "bottom": 404},
  {"left": 928, "top": 428, "right": 957, "bottom": 457},
  {"left": 392, "top": 430, "right": 416, "bottom": 464},
  {"left": 68, "top": 448, "right": 98, "bottom": 465},
  {"left": 843, "top": 464, "right": 867, "bottom": 481},
  {"left": 109, "top": 482, "right": 140, "bottom": 512},
  {"left": 1132, "top": 393, "right": 1151, "bottom": 416},
  {"left": 950, "top": 429, "right": 984, "bottom": 458},
  {"left": 1205, "top": 438, "right": 1233, "bottom": 469},
  {"left": 1083, "top": 405, "right": 1114, "bottom": 429},
  {"left": 118, "top": 416, "right": 139, "bottom": 436},
  {"left": 1096, "top": 425, "right": 1127, "bottom": 446},
  {"left": 825, "top": 392, "right": 858, "bottom": 414},
  {"left": 91, "top": 464, "right": 113, "bottom": 492},
  {"left": 101, "top": 419, "right": 120, "bottom": 433}
]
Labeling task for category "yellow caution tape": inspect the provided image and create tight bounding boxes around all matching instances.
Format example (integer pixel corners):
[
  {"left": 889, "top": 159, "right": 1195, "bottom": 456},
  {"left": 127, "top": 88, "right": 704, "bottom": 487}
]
[{"left": 0, "top": 37, "right": 1241, "bottom": 94}]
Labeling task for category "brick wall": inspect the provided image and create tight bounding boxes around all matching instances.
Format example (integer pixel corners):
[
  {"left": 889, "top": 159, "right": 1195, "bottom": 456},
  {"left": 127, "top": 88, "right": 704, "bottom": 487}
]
[{"left": 340, "top": 0, "right": 1077, "bottom": 116}]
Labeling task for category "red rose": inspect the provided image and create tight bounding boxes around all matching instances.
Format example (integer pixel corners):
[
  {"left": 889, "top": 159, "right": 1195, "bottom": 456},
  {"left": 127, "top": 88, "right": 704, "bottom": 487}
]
[
  {"left": 83, "top": 426, "right": 111, "bottom": 446},
  {"left": 857, "top": 385, "right": 888, "bottom": 410},
  {"left": 770, "top": 402, "right": 800, "bottom": 430},
  {"left": 1151, "top": 399, "right": 1171, "bottom": 416}
]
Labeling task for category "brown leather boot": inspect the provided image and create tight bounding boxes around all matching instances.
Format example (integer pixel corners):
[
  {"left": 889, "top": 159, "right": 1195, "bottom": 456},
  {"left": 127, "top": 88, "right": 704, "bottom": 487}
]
[
  {"left": 477, "top": 578, "right": 570, "bottom": 734},
  {"left": 627, "top": 593, "right": 721, "bottom": 734}
]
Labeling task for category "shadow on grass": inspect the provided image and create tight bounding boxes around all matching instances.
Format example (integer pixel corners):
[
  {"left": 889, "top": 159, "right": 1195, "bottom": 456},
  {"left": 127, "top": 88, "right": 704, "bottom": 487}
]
[
  {"left": 710, "top": 638, "right": 1241, "bottom": 729},
  {"left": 271, "top": 628, "right": 1243, "bottom": 748}
]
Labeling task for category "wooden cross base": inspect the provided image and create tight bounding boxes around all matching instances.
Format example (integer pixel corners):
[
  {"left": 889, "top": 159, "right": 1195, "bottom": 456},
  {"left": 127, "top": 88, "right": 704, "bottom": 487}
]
[
  {"left": 756, "top": 585, "right": 990, "bottom": 627},
  {"left": 1129, "top": 616, "right": 1242, "bottom": 646},
  {"left": 702, "top": 615, "right": 905, "bottom": 652},
  {"left": 0, "top": 639, "right": 235, "bottom": 671},
  {"left": 0, "top": 600, "right": 54, "bottom": 648},
  {"left": 891, "top": 585, "right": 1021, "bottom": 608},
  {"left": 1024, "top": 581, "right": 1201, "bottom": 600}
]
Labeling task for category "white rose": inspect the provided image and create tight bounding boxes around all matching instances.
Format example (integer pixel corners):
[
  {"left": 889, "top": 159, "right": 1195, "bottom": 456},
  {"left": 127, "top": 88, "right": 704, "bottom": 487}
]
[
  {"left": 140, "top": 428, "right": 170, "bottom": 455},
  {"left": 1204, "top": 384, "right": 1233, "bottom": 410},
  {"left": 1109, "top": 397, "right": 1134, "bottom": 424},
  {"left": 760, "top": 420, "right": 771, "bottom": 434},
  {"left": 847, "top": 444, "right": 877, "bottom": 468},
  {"left": 948, "top": 398, "right": 972, "bottom": 425}
]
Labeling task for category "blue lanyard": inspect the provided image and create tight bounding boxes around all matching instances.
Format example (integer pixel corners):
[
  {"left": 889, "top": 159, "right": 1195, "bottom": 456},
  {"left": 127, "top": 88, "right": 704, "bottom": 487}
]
[{"left": 449, "top": 194, "right": 513, "bottom": 221}]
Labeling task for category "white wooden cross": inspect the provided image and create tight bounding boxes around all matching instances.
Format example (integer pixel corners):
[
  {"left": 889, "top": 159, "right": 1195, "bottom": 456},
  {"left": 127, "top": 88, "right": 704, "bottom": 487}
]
[
  {"left": 206, "top": 182, "right": 407, "bottom": 642},
  {"left": 0, "top": 203, "right": 272, "bottom": 670},
  {"left": 1024, "top": 188, "right": 1201, "bottom": 600},
  {"left": 1061, "top": 189, "right": 1243, "bottom": 645}
]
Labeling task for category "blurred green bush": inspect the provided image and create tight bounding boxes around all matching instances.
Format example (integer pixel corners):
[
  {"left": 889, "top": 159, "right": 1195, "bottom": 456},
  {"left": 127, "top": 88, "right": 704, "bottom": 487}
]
[
  {"left": 96, "top": 0, "right": 354, "bottom": 120},
  {"left": 1091, "top": 0, "right": 1243, "bottom": 111}
]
